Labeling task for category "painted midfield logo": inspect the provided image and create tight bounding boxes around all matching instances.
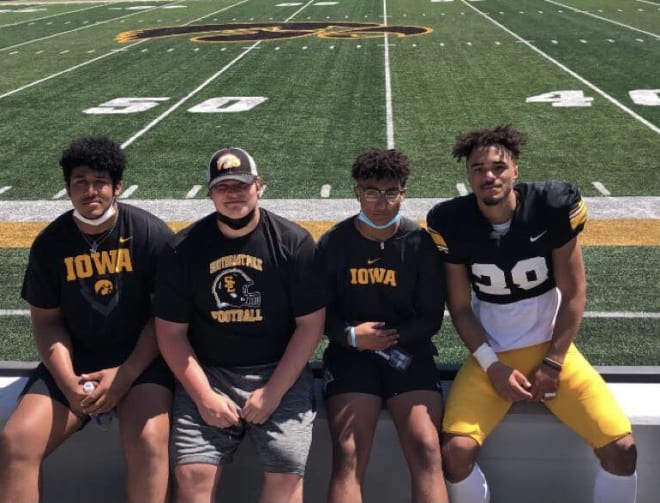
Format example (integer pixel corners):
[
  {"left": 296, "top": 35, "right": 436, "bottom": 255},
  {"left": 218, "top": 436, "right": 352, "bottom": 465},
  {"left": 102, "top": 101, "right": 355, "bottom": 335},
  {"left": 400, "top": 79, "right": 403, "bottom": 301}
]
[{"left": 116, "top": 22, "right": 432, "bottom": 44}]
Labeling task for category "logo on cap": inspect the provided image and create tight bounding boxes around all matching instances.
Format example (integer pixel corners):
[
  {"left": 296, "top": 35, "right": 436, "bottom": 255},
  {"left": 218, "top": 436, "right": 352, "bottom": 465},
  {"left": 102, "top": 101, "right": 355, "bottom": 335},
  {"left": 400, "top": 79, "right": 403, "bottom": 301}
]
[{"left": 217, "top": 154, "right": 242, "bottom": 171}]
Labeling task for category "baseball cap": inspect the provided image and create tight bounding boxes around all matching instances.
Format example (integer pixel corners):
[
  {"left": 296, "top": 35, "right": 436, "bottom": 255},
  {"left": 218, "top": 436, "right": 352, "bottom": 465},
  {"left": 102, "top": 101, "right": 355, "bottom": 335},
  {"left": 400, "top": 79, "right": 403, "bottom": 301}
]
[{"left": 207, "top": 147, "right": 259, "bottom": 187}]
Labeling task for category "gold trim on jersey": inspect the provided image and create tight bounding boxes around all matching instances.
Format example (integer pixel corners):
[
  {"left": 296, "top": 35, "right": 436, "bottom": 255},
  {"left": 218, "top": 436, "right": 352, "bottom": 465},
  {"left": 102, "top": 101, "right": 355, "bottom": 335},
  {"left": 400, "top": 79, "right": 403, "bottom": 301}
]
[
  {"left": 569, "top": 199, "right": 588, "bottom": 231},
  {"left": 427, "top": 228, "right": 448, "bottom": 253}
]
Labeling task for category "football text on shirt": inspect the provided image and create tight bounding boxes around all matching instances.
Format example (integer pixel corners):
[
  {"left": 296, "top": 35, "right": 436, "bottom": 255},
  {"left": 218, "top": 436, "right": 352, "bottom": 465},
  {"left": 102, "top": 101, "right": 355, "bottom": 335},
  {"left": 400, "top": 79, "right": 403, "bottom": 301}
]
[{"left": 210, "top": 255, "right": 264, "bottom": 324}]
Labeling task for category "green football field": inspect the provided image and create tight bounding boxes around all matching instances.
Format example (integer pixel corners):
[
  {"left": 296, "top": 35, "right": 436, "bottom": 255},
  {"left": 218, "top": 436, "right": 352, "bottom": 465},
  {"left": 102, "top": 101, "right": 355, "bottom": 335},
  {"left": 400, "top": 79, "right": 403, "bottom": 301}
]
[{"left": 0, "top": 0, "right": 658, "bottom": 365}]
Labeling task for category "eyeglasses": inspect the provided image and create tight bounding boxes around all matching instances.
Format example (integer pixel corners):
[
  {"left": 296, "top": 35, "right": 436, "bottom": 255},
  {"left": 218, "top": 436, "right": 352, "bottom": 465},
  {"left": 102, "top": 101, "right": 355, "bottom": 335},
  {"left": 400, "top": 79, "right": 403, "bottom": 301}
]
[{"left": 357, "top": 185, "right": 405, "bottom": 204}]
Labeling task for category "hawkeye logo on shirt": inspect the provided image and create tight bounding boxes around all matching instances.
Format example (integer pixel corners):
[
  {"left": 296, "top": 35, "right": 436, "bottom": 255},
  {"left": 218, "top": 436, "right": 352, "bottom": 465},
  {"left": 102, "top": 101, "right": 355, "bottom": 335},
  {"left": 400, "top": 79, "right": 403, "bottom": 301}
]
[
  {"left": 350, "top": 267, "right": 397, "bottom": 287},
  {"left": 210, "top": 254, "right": 264, "bottom": 324},
  {"left": 63, "top": 249, "right": 133, "bottom": 281}
]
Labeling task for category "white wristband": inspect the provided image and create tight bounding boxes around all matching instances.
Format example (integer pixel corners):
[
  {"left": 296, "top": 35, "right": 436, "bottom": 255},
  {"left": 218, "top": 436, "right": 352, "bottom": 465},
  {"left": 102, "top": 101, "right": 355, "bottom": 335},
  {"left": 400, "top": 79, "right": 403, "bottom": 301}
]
[
  {"left": 349, "top": 326, "right": 357, "bottom": 348},
  {"left": 473, "top": 343, "right": 498, "bottom": 372}
]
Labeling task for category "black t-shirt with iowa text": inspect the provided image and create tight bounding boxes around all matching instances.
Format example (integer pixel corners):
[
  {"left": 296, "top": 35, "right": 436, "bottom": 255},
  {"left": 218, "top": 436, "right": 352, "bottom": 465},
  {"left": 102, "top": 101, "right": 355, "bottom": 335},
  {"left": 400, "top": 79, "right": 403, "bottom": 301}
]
[
  {"left": 21, "top": 203, "right": 173, "bottom": 366},
  {"left": 154, "top": 209, "right": 326, "bottom": 367}
]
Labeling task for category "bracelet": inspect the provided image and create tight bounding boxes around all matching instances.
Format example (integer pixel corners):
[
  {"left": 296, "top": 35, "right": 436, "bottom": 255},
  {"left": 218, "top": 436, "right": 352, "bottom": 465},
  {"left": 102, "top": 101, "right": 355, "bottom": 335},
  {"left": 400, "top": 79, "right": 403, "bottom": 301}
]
[
  {"left": 542, "top": 357, "right": 563, "bottom": 371},
  {"left": 345, "top": 326, "right": 357, "bottom": 348},
  {"left": 472, "top": 343, "right": 499, "bottom": 372}
]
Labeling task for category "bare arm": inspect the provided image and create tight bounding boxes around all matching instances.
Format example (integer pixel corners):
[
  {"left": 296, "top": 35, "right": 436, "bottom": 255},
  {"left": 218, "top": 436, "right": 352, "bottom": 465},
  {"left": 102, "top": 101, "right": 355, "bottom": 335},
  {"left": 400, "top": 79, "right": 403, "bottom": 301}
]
[
  {"left": 547, "top": 237, "right": 586, "bottom": 361},
  {"left": 446, "top": 263, "right": 532, "bottom": 401},
  {"left": 155, "top": 317, "right": 241, "bottom": 428},
  {"left": 445, "top": 263, "right": 489, "bottom": 353},
  {"left": 31, "top": 305, "right": 87, "bottom": 412},
  {"left": 529, "top": 237, "right": 586, "bottom": 401},
  {"left": 241, "top": 307, "right": 325, "bottom": 424}
]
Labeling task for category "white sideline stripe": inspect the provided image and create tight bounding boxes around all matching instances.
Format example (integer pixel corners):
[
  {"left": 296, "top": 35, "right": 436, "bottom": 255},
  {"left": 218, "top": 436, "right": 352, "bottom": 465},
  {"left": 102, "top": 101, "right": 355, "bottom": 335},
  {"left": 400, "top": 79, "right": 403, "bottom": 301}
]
[
  {"left": 1, "top": 309, "right": 659, "bottom": 319},
  {"left": 0, "top": 1, "right": 184, "bottom": 53},
  {"left": 1, "top": 197, "right": 659, "bottom": 221},
  {"left": 382, "top": 0, "right": 395, "bottom": 149},
  {"left": 635, "top": 0, "right": 660, "bottom": 5},
  {"left": 0, "top": 0, "right": 250, "bottom": 101},
  {"left": 121, "top": 0, "right": 310, "bottom": 149},
  {"left": 0, "top": 3, "right": 106, "bottom": 29},
  {"left": 544, "top": 0, "right": 660, "bottom": 39},
  {"left": 461, "top": 1, "right": 660, "bottom": 135}
]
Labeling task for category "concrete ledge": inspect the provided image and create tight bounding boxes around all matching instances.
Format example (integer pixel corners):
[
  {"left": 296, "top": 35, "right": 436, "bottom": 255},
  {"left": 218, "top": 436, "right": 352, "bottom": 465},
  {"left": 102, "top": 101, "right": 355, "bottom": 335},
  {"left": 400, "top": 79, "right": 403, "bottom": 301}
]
[{"left": 1, "top": 363, "right": 659, "bottom": 502}]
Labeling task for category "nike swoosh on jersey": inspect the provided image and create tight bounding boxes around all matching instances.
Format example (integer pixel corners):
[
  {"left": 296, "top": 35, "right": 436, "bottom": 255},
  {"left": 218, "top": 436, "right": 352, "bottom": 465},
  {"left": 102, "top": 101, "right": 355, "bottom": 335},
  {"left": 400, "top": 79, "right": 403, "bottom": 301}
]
[
  {"left": 119, "top": 236, "right": 133, "bottom": 244},
  {"left": 529, "top": 230, "right": 547, "bottom": 242},
  {"left": 367, "top": 258, "right": 381, "bottom": 265}
]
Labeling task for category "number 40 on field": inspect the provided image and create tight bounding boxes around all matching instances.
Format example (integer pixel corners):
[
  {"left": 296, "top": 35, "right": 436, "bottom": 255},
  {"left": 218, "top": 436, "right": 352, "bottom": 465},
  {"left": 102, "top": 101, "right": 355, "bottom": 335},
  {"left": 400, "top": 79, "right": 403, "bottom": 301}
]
[{"left": 526, "top": 89, "right": 660, "bottom": 107}]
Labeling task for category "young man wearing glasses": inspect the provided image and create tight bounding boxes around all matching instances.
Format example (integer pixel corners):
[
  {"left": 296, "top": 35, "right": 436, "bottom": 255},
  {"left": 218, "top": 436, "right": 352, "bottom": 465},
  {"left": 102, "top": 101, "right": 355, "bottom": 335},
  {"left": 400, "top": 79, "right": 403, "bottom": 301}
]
[
  {"left": 154, "top": 147, "right": 326, "bottom": 503},
  {"left": 317, "top": 148, "right": 449, "bottom": 503}
]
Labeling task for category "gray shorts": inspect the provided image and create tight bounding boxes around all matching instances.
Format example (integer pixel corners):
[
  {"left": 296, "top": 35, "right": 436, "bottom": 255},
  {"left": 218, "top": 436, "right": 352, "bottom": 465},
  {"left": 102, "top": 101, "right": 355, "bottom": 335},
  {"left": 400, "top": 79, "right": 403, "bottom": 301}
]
[{"left": 171, "top": 362, "right": 316, "bottom": 475}]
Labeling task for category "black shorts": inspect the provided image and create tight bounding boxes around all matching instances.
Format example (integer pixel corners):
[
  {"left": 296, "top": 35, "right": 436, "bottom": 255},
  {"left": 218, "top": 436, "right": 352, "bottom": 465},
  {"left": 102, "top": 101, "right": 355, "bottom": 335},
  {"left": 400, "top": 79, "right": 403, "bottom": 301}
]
[
  {"left": 322, "top": 348, "right": 443, "bottom": 401},
  {"left": 21, "top": 356, "right": 174, "bottom": 412}
]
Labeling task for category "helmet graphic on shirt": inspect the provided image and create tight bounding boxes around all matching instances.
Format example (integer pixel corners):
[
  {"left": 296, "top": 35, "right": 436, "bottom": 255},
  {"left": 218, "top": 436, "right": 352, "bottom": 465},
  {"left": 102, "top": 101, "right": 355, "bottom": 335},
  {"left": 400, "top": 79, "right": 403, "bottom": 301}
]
[{"left": 212, "top": 268, "right": 261, "bottom": 309}]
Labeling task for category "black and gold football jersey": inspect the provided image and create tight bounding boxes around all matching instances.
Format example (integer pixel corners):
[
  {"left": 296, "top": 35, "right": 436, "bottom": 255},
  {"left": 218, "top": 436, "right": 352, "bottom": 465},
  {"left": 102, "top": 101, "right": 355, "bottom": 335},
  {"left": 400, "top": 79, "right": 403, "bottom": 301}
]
[{"left": 427, "top": 182, "right": 586, "bottom": 305}]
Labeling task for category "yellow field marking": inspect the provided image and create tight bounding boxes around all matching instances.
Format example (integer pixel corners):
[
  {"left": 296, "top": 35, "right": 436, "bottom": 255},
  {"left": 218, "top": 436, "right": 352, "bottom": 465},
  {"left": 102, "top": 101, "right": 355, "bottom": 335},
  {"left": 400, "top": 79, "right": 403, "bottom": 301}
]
[{"left": 0, "top": 219, "right": 658, "bottom": 248}]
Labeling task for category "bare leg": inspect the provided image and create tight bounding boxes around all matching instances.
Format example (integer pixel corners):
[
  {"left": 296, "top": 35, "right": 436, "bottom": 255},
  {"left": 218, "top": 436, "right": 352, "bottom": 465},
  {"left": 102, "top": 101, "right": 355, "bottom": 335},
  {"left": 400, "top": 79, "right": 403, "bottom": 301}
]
[
  {"left": 260, "top": 472, "right": 303, "bottom": 503},
  {"left": 0, "top": 393, "right": 82, "bottom": 503},
  {"left": 326, "top": 393, "right": 382, "bottom": 503},
  {"left": 388, "top": 390, "right": 447, "bottom": 503},
  {"left": 116, "top": 383, "right": 172, "bottom": 503},
  {"left": 175, "top": 464, "right": 222, "bottom": 503}
]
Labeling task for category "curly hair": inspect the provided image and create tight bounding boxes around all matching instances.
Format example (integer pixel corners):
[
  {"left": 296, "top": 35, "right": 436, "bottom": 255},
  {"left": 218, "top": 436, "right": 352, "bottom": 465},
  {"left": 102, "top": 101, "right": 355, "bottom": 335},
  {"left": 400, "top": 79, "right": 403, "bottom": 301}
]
[
  {"left": 452, "top": 124, "right": 527, "bottom": 162},
  {"left": 59, "top": 137, "right": 126, "bottom": 187},
  {"left": 351, "top": 148, "right": 410, "bottom": 187}
]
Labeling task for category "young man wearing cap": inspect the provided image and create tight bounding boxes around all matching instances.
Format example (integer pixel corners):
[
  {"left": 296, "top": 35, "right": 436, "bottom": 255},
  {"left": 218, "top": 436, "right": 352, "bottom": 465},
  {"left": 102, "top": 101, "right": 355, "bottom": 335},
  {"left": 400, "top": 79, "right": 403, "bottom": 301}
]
[
  {"left": 154, "top": 147, "right": 326, "bottom": 503},
  {"left": 426, "top": 124, "right": 637, "bottom": 503},
  {"left": 0, "top": 137, "right": 174, "bottom": 503}
]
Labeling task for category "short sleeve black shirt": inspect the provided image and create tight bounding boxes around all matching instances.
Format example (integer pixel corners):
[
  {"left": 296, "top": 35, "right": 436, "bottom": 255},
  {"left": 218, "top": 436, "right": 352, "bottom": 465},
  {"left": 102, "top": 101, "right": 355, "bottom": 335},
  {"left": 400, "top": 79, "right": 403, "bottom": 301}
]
[
  {"left": 21, "top": 203, "right": 173, "bottom": 365},
  {"left": 426, "top": 182, "right": 587, "bottom": 304},
  {"left": 154, "top": 209, "right": 325, "bottom": 367}
]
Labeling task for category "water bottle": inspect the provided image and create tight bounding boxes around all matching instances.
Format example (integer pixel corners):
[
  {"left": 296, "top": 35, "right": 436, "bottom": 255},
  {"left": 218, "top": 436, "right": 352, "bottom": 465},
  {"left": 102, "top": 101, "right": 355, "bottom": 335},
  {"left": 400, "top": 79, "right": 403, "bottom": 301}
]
[
  {"left": 374, "top": 347, "right": 412, "bottom": 372},
  {"left": 82, "top": 381, "right": 114, "bottom": 431}
]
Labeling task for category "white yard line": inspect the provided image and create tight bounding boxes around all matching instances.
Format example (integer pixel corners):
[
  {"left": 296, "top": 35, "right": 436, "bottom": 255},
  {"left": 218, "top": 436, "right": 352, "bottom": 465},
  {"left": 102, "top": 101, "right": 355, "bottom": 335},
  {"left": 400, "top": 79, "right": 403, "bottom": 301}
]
[
  {"left": 460, "top": 0, "right": 660, "bottom": 135},
  {"left": 0, "top": 43, "right": 145, "bottom": 99},
  {"left": 544, "top": 0, "right": 660, "bottom": 39},
  {"left": 635, "top": 0, "right": 660, "bottom": 5},
  {"left": 0, "top": 0, "right": 250, "bottom": 101},
  {"left": 0, "top": 3, "right": 107, "bottom": 29},
  {"left": 0, "top": 1, "right": 183, "bottom": 52},
  {"left": 382, "top": 0, "right": 395, "bottom": 148},
  {"left": 121, "top": 0, "right": 316, "bottom": 149}
]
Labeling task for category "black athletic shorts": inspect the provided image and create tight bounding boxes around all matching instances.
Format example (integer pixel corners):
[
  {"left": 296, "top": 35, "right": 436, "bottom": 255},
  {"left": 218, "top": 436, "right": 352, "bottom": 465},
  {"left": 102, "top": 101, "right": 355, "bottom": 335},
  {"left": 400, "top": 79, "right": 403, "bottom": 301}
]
[
  {"left": 21, "top": 356, "right": 174, "bottom": 413},
  {"left": 322, "top": 348, "right": 443, "bottom": 401}
]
